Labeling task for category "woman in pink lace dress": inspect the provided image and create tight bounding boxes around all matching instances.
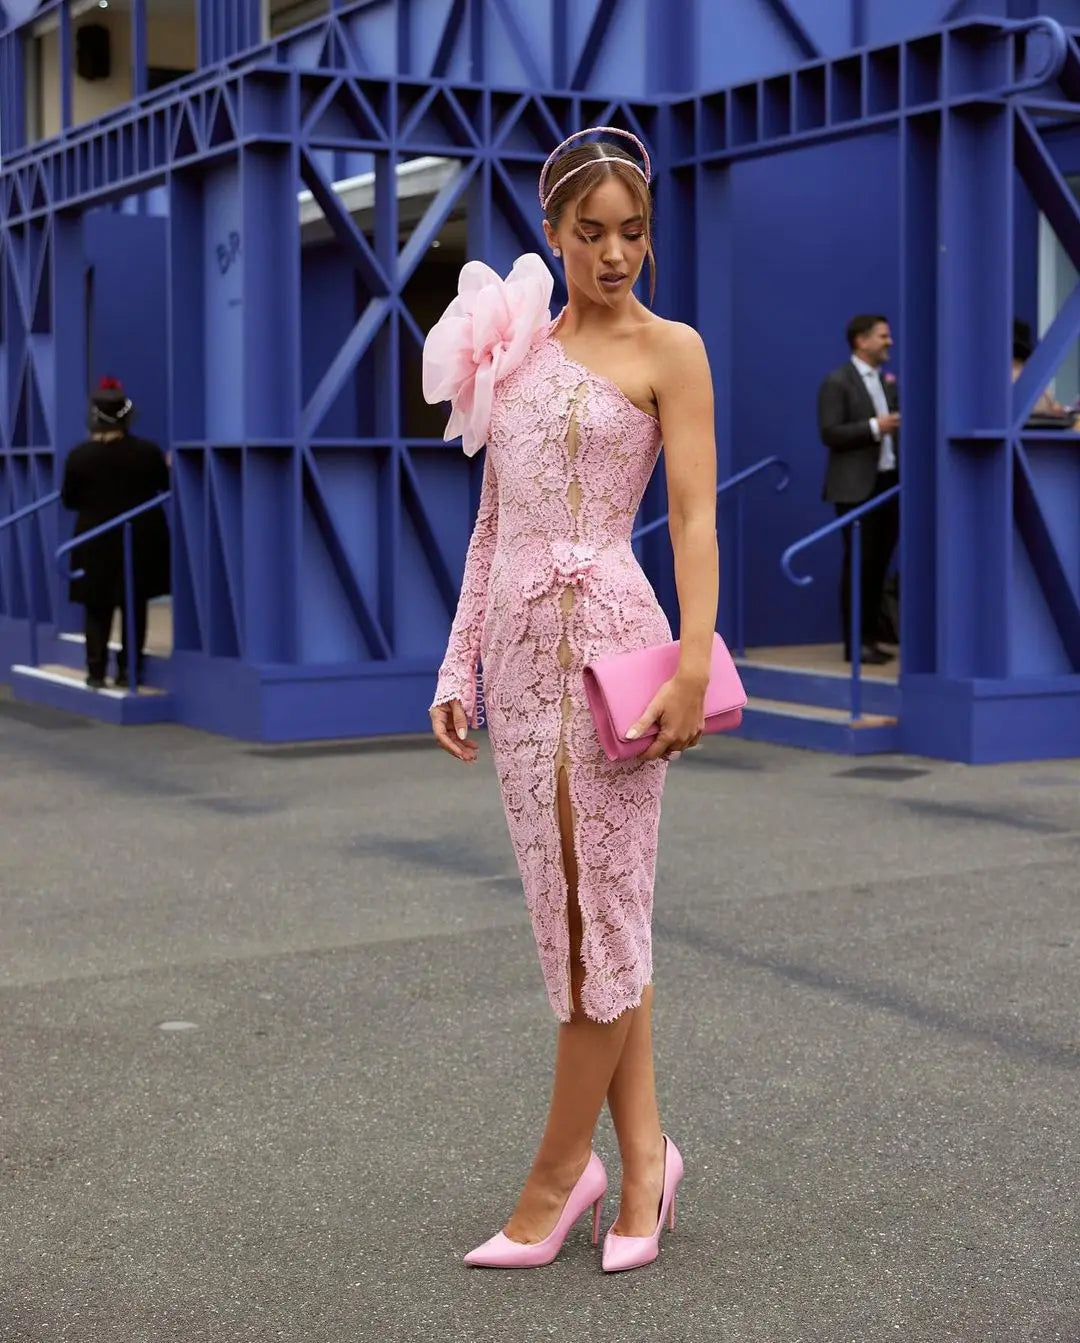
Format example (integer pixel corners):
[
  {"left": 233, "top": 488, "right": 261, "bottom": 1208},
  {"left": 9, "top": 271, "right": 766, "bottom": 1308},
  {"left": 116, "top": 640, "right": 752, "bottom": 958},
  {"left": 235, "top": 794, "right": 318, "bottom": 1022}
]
[{"left": 424, "top": 128, "right": 718, "bottom": 1273}]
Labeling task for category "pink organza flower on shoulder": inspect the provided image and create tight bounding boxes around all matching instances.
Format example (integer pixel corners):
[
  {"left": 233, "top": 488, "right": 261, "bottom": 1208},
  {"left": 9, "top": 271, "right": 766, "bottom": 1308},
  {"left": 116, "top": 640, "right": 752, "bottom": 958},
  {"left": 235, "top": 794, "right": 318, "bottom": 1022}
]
[{"left": 422, "top": 253, "right": 553, "bottom": 455}]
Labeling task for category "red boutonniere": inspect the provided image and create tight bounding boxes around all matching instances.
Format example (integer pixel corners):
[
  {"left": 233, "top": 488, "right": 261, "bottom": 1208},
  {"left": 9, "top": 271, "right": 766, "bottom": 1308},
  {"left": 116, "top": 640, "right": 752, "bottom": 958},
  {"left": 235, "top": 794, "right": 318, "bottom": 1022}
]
[{"left": 883, "top": 372, "right": 897, "bottom": 385}]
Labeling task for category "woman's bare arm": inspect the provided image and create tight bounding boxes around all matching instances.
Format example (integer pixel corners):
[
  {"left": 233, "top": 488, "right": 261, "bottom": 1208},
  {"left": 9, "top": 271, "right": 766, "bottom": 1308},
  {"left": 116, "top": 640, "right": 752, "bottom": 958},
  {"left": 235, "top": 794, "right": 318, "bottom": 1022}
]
[{"left": 655, "top": 322, "right": 719, "bottom": 687}]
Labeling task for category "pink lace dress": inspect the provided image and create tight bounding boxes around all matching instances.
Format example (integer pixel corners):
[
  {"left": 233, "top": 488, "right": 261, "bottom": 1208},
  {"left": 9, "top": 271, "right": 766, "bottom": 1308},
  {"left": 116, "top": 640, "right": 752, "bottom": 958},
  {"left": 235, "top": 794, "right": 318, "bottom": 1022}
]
[{"left": 426, "top": 256, "right": 670, "bottom": 1023}]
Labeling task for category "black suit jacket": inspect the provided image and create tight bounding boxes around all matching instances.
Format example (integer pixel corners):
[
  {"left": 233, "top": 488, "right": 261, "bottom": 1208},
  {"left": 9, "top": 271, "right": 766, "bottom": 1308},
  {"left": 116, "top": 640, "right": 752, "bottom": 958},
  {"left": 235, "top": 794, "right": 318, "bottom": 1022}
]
[{"left": 818, "top": 361, "right": 899, "bottom": 504}]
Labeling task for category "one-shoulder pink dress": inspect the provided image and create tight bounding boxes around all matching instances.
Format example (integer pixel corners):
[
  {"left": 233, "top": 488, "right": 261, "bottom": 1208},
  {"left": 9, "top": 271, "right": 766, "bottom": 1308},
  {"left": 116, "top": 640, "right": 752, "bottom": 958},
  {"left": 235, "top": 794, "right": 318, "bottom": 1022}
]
[{"left": 429, "top": 263, "right": 670, "bottom": 1023}]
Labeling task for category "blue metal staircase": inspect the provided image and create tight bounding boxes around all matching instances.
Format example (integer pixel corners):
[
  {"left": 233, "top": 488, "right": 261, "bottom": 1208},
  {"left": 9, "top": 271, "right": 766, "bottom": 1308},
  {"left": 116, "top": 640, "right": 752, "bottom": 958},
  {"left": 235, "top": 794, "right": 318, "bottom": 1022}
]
[
  {"left": 735, "top": 648, "right": 901, "bottom": 755},
  {"left": 1, "top": 492, "right": 176, "bottom": 726}
]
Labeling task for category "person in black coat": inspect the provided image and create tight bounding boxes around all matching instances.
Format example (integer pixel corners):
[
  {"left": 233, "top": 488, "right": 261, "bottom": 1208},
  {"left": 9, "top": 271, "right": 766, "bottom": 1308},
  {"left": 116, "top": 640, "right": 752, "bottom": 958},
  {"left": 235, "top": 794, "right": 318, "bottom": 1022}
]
[
  {"left": 817, "top": 314, "right": 900, "bottom": 666},
  {"left": 61, "top": 379, "right": 170, "bottom": 689}
]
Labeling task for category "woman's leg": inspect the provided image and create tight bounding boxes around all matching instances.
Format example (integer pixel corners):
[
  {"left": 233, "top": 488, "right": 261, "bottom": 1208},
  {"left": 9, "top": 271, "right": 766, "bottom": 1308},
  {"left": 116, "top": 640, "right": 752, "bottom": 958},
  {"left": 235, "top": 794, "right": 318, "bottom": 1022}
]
[
  {"left": 605, "top": 986, "right": 666, "bottom": 1236},
  {"left": 503, "top": 768, "right": 634, "bottom": 1244}
]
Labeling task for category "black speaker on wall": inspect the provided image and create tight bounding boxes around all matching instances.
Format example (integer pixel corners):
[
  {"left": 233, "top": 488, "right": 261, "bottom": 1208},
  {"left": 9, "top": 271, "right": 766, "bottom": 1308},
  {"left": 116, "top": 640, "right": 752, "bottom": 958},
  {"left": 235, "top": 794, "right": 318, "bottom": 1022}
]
[{"left": 76, "top": 24, "right": 111, "bottom": 81}]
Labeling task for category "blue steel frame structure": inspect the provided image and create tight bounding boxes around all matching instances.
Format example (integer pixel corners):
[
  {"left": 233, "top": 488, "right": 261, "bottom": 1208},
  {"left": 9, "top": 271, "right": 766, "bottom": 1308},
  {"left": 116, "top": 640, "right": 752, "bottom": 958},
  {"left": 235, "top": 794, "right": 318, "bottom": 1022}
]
[{"left": 1, "top": 0, "right": 1079, "bottom": 759}]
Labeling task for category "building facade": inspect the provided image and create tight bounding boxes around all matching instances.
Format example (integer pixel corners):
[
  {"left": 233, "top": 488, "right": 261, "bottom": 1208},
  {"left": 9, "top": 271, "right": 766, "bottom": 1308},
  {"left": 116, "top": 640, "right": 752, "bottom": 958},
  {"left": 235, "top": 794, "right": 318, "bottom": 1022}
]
[{"left": 1, "top": 0, "right": 1079, "bottom": 760}]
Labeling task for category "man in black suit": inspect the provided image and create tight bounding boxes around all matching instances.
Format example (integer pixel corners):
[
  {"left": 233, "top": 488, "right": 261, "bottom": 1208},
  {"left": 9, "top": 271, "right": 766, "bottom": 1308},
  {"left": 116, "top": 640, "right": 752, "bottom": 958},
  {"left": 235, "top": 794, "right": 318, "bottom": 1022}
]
[{"left": 818, "top": 314, "right": 900, "bottom": 665}]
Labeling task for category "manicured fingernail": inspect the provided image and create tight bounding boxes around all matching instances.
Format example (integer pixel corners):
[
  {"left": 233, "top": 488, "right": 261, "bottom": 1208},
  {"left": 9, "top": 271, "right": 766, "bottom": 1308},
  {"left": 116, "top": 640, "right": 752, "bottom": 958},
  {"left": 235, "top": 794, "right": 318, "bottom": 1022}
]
[
  {"left": 626, "top": 728, "right": 639, "bottom": 740},
  {"left": 457, "top": 727, "right": 467, "bottom": 740},
  {"left": 669, "top": 751, "right": 681, "bottom": 761}
]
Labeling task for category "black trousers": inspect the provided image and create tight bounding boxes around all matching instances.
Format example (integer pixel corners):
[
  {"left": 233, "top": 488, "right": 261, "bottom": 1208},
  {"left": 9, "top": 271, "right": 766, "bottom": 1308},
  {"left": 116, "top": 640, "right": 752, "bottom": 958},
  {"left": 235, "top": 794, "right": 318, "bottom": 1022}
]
[
  {"left": 85, "top": 601, "right": 148, "bottom": 682},
  {"left": 834, "top": 470, "right": 899, "bottom": 654}
]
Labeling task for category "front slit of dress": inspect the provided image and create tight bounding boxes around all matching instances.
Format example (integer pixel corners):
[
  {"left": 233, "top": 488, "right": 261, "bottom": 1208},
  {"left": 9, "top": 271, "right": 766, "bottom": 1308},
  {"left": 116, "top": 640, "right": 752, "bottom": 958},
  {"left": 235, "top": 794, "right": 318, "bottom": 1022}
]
[{"left": 553, "top": 386, "right": 587, "bottom": 1020}]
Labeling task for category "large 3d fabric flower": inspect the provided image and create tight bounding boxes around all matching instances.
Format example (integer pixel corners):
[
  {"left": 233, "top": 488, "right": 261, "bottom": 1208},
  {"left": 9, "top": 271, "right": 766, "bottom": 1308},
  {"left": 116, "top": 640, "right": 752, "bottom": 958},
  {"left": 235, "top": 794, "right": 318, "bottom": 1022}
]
[{"left": 422, "top": 253, "right": 553, "bottom": 455}]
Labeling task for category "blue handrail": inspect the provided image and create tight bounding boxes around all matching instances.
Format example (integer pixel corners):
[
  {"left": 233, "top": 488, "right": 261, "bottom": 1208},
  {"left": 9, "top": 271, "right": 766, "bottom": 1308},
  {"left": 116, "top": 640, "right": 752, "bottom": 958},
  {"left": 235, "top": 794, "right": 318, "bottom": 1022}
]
[
  {"left": 57, "top": 492, "right": 171, "bottom": 691},
  {"left": 632, "top": 454, "right": 789, "bottom": 656},
  {"left": 0, "top": 490, "right": 61, "bottom": 668},
  {"left": 0, "top": 490, "right": 61, "bottom": 534},
  {"left": 780, "top": 484, "right": 901, "bottom": 723}
]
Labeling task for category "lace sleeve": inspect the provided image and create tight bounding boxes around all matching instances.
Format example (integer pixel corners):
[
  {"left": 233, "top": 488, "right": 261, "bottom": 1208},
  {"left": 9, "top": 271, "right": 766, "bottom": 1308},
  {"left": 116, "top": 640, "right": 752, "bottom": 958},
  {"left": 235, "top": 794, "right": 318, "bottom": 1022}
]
[{"left": 431, "top": 453, "right": 498, "bottom": 725}]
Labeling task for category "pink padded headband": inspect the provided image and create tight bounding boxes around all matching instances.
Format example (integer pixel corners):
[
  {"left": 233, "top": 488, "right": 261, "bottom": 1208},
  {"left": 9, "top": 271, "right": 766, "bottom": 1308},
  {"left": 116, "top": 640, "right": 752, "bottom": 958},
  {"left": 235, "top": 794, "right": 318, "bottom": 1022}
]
[{"left": 538, "top": 126, "right": 652, "bottom": 212}]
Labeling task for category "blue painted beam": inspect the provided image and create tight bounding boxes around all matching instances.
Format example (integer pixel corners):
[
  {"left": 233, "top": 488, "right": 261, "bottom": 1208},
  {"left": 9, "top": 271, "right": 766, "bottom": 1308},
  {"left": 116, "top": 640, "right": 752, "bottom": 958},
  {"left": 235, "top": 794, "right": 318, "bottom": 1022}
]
[
  {"left": 1011, "top": 279, "right": 1080, "bottom": 429},
  {"left": 430, "top": 0, "right": 466, "bottom": 79},
  {"left": 1013, "top": 446, "right": 1080, "bottom": 667},
  {"left": 899, "top": 110, "right": 940, "bottom": 678},
  {"left": 488, "top": 0, "right": 545, "bottom": 88},
  {"left": 397, "top": 158, "right": 479, "bottom": 287},
  {"left": 760, "top": 0, "right": 821, "bottom": 62},
  {"left": 1014, "top": 107, "right": 1080, "bottom": 272},
  {"left": 298, "top": 147, "right": 391, "bottom": 295},
  {"left": 132, "top": 0, "right": 148, "bottom": 98},
  {"left": 301, "top": 449, "right": 392, "bottom": 660},
  {"left": 301, "top": 297, "right": 389, "bottom": 443},
  {"left": 571, "top": 0, "right": 619, "bottom": 91},
  {"left": 551, "top": 0, "right": 568, "bottom": 89},
  {"left": 59, "top": 2, "right": 71, "bottom": 131},
  {"left": 399, "top": 448, "right": 459, "bottom": 614}
]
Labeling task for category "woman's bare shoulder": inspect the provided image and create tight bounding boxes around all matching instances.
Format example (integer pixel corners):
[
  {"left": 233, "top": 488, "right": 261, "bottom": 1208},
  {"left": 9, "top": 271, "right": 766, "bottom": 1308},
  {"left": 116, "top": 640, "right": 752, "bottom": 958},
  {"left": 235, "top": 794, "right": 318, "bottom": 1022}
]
[
  {"left": 635, "top": 314, "right": 707, "bottom": 359},
  {"left": 635, "top": 317, "right": 709, "bottom": 383}
]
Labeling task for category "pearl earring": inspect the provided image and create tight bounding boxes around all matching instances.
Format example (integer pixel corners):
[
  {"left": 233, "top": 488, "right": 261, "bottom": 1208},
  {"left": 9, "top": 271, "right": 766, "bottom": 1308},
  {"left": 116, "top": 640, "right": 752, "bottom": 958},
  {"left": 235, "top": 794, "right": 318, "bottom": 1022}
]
[{"left": 553, "top": 247, "right": 561, "bottom": 257}]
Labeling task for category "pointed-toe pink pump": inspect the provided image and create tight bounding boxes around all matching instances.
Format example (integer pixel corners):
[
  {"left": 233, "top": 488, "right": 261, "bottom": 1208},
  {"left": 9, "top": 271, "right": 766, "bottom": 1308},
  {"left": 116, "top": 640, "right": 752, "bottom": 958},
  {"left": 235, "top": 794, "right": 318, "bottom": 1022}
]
[
  {"left": 463, "top": 1152, "right": 608, "bottom": 1269},
  {"left": 601, "top": 1135, "right": 683, "bottom": 1273}
]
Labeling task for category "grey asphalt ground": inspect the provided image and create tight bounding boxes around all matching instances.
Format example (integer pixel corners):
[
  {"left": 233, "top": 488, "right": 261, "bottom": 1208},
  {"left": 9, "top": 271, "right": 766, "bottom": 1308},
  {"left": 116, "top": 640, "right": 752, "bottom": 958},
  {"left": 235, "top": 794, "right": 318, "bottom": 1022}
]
[{"left": 1, "top": 690, "right": 1078, "bottom": 1343}]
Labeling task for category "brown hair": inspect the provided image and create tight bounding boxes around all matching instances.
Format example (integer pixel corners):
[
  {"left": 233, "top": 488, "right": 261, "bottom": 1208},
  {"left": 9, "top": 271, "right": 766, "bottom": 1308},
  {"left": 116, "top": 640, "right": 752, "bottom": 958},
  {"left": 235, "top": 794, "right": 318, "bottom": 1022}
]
[
  {"left": 543, "top": 141, "right": 656, "bottom": 303},
  {"left": 846, "top": 313, "right": 889, "bottom": 350}
]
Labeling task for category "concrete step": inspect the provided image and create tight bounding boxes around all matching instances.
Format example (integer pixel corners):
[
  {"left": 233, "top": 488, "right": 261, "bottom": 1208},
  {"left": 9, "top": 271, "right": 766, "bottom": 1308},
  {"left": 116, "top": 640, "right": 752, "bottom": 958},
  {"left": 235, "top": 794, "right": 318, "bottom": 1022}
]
[
  {"left": 736, "top": 656, "right": 900, "bottom": 716},
  {"left": 736, "top": 696, "right": 901, "bottom": 754},
  {"left": 10, "top": 664, "right": 176, "bottom": 725},
  {"left": 52, "top": 633, "right": 171, "bottom": 690}
]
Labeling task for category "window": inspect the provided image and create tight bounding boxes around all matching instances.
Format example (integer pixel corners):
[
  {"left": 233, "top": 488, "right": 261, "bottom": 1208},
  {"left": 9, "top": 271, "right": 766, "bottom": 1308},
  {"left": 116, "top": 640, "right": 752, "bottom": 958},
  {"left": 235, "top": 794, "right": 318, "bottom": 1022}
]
[
  {"left": 22, "top": 30, "right": 48, "bottom": 143},
  {"left": 145, "top": 0, "right": 196, "bottom": 91},
  {"left": 267, "top": 0, "right": 331, "bottom": 39}
]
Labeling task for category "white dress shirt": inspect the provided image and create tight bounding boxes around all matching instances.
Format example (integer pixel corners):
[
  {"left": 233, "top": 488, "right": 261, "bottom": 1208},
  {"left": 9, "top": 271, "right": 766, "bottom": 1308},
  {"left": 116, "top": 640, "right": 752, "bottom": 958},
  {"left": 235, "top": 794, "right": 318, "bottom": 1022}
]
[{"left": 852, "top": 356, "right": 896, "bottom": 473}]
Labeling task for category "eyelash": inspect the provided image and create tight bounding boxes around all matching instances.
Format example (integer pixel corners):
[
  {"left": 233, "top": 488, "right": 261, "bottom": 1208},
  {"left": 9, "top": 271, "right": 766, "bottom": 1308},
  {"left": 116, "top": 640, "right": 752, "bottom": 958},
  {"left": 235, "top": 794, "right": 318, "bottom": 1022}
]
[{"left": 579, "top": 232, "right": 644, "bottom": 244}]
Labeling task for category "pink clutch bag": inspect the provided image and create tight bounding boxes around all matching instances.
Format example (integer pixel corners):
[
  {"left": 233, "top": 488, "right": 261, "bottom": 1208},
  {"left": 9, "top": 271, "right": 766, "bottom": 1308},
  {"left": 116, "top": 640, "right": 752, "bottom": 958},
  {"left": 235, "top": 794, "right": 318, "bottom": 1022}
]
[{"left": 583, "top": 632, "right": 747, "bottom": 762}]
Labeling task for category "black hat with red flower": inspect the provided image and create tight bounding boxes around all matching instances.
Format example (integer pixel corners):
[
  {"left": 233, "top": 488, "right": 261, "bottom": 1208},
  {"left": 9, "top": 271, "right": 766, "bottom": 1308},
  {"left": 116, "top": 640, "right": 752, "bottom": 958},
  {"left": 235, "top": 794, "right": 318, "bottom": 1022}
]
[{"left": 88, "top": 376, "right": 135, "bottom": 433}]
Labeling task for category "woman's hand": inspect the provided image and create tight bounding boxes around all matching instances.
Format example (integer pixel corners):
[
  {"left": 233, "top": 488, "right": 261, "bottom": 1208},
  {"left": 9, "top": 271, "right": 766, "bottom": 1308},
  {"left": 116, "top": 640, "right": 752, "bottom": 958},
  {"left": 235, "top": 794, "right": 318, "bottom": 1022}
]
[
  {"left": 626, "top": 674, "right": 706, "bottom": 761},
  {"left": 430, "top": 699, "right": 479, "bottom": 763}
]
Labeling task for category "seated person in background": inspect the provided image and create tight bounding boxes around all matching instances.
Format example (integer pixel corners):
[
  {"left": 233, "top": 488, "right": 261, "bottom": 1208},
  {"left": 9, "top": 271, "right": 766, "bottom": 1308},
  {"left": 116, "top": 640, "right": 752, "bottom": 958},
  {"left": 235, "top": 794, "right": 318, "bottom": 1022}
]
[{"left": 61, "top": 379, "right": 170, "bottom": 690}]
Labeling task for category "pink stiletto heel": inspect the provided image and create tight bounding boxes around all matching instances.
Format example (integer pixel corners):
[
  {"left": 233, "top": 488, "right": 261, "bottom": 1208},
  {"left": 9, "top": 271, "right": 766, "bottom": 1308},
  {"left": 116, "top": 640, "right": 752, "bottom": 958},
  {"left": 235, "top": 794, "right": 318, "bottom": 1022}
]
[
  {"left": 464, "top": 1152, "right": 608, "bottom": 1269},
  {"left": 601, "top": 1135, "right": 683, "bottom": 1273},
  {"left": 592, "top": 1194, "right": 605, "bottom": 1245}
]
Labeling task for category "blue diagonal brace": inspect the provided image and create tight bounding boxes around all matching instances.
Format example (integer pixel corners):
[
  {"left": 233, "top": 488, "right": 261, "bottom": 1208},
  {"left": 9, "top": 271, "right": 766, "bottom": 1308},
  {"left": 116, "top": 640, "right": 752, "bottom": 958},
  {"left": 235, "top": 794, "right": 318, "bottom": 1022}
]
[
  {"left": 430, "top": 0, "right": 467, "bottom": 78},
  {"left": 490, "top": 159, "right": 557, "bottom": 258},
  {"left": 571, "top": 0, "right": 620, "bottom": 91},
  {"left": 207, "top": 452, "right": 245, "bottom": 650},
  {"left": 1014, "top": 108, "right": 1080, "bottom": 272},
  {"left": 301, "top": 448, "right": 392, "bottom": 660},
  {"left": 760, "top": 0, "right": 820, "bottom": 61},
  {"left": 488, "top": 0, "right": 545, "bottom": 89},
  {"left": 399, "top": 448, "right": 459, "bottom": 614},
  {"left": 398, "top": 158, "right": 477, "bottom": 287},
  {"left": 298, "top": 147, "right": 391, "bottom": 296},
  {"left": 302, "top": 297, "right": 390, "bottom": 442},
  {"left": 1011, "top": 281, "right": 1080, "bottom": 429},
  {"left": 1013, "top": 446, "right": 1080, "bottom": 667},
  {"left": 397, "top": 301, "right": 427, "bottom": 356}
]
